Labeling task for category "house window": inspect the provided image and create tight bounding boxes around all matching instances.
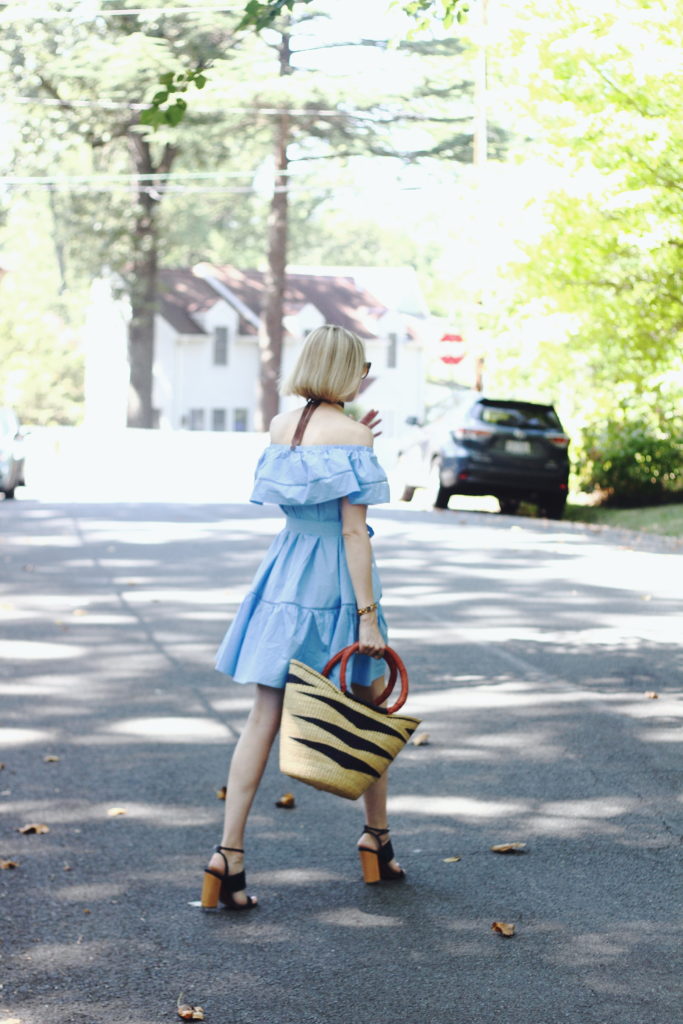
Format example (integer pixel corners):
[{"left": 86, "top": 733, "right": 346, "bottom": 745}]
[
  {"left": 189, "top": 408, "right": 205, "bottom": 430},
  {"left": 387, "top": 332, "right": 398, "bottom": 369},
  {"left": 212, "top": 408, "right": 227, "bottom": 431},
  {"left": 213, "top": 326, "right": 229, "bottom": 365},
  {"left": 233, "top": 408, "right": 248, "bottom": 432}
]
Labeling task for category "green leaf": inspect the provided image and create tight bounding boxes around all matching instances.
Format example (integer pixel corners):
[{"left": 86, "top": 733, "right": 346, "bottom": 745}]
[
  {"left": 139, "top": 107, "right": 166, "bottom": 128},
  {"left": 151, "top": 90, "right": 168, "bottom": 105},
  {"left": 194, "top": 74, "right": 207, "bottom": 89},
  {"left": 165, "top": 100, "right": 187, "bottom": 126},
  {"left": 158, "top": 72, "right": 175, "bottom": 87}
]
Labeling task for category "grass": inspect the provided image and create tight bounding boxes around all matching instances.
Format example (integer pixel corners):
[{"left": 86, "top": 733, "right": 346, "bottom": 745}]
[{"left": 564, "top": 500, "right": 683, "bottom": 538}]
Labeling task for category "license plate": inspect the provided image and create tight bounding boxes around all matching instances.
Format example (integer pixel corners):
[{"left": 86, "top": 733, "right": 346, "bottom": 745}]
[{"left": 505, "top": 439, "right": 531, "bottom": 455}]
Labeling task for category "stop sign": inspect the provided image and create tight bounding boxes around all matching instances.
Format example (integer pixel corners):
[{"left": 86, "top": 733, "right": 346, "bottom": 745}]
[{"left": 439, "top": 332, "right": 465, "bottom": 365}]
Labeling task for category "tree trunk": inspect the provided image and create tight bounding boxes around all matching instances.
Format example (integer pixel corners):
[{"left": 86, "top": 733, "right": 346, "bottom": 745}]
[
  {"left": 257, "top": 30, "right": 292, "bottom": 431},
  {"left": 258, "top": 111, "right": 290, "bottom": 430},
  {"left": 126, "top": 137, "right": 176, "bottom": 428}
]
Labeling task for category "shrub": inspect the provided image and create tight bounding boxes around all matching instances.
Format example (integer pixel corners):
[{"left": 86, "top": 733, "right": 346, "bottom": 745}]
[{"left": 579, "top": 420, "right": 683, "bottom": 507}]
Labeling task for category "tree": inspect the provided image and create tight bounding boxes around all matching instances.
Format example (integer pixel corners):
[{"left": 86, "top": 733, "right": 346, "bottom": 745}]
[
  {"left": 2, "top": 0, "right": 499, "bottom": 430},
  {"left": 0, "top": 198, "right": 85, "bottom": 425},
  {"left": 236, "top": 0, "right": 471, "bottom": 33},
  {"left": 1, "top": 0, "right": 248, "bottom": 427},
  {"left": 142, "top": 1, "right": 493, "bottom": 427},
  {"left": 220, "top": 18, "right": 496, "bottom": 426},
  {"left": 484, "top": 0, "right": 683, "bottom": 491}
]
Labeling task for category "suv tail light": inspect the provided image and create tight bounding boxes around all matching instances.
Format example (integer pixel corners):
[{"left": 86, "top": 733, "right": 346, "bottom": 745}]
[
  {"left": 454, "top": 427, "right": 494, "bottom": 442},
  {"left": 546, "top": 434, "right": 570, "bottom": 449}
]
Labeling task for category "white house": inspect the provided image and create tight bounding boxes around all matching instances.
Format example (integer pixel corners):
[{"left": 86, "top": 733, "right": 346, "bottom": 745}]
[{"left": 85, "top": 263, "right": 432, "bottom": 437}]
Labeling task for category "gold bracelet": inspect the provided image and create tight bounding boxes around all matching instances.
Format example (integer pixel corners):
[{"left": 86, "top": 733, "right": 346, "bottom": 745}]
[{"left": 357, "top": 601, "right": 378, "bottom": 616}]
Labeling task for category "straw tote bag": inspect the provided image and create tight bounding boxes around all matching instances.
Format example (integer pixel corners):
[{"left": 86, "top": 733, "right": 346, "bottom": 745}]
[{"left": 280, "top": 644, "right": 421, "bottom": 800}]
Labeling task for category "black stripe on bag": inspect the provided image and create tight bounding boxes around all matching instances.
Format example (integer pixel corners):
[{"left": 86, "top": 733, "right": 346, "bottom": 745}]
[
  {"left": 293, "top": 715, "right": 393, "bottom": 760},
  {"left": 286, "top": 673, "right": 315, "bottom": 686},
  {"left": 297, "top": 692, "right": 408, "bottom": 738},
  {"left": 291, "top": 737, "right": 381, "bottom": 778}
]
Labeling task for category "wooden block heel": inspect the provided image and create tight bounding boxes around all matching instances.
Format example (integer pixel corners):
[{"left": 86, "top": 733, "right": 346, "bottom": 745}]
[
  {"left": 200, "top": 846, "right": 258, "bottom": 911},
  {"left": 359, "top": 847, "right": 381, "bottom": 884},
  {"left": 201, "top": 869, "right": 221, "bottom": 909},
  {"left": 358, "top": 825, "right": 406, "bottom": 884}
]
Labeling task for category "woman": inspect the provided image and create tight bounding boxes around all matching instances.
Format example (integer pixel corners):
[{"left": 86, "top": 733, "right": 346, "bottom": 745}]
[{"left": 201, "top": 324, "right": 403, "bottom": 911}]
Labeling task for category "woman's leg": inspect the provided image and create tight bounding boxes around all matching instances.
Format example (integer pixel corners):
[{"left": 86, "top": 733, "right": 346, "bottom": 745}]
[
  {"left": 207, "top": 683, "right": 284, "bottom": 904},
  {"left": 352, "top": 674, "right": 402, "bottom": 873}
]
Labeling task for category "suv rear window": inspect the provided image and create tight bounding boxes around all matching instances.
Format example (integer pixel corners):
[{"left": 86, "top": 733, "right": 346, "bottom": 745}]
[{"left": 474, "top": 402, "right": 562, "bottom": 430}]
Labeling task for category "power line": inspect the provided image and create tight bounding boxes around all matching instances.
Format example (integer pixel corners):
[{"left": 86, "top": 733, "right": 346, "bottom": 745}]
[
  {"left": 7, "top": 97, "right": 359, "bottom": 117},
  {"left": 0, "top": 170, "right": 304, "bottom": 182},
  {"left": 0, "top": 4, "right": 242, "bottom": 21},
  {"left": 0, "top": 179, "right": 428, "bottom": 195},
  {"left": 5, "top": 96, "right": 458, "bottom": 128}
]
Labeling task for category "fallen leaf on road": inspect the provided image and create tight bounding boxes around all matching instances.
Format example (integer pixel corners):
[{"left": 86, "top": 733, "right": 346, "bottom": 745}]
[
  {"left": 442, "top": 857, "right": 461, "bottom": 863},
  {"left": 411, "top": 732, "right": 430, "bottom": 746},
  {"left": 17, "top": 823, "right": 50, "bottom": 835},
  {"left": 276, "top": 793, "right": 295, "bottom": 808},
  {"left": 644, "top": 691, "right": 659, "bottom": 699},
  {"left": 490, "top": 842, "right": 526, "bottom": 854},
  {"left": 63, "top": 864, "right": 73, "bottom": 871},
  {"left": 106, "top": 807, "right": 127, "bottom": 816},
  {"left": 641, "top": 594, "right": 652, "bottom": 601},
  {"left": 72, "top": 608, "right": 88, "bottom": 616},
  {"left": 0, "top": 763, "right": 5, "bottom": 770},
  {"left": 83, "top": 908, "right": 91, "bottom": 914},
  {"left": 177, "top": 994, "right": 205, "bottom": 1020},
  {"left": 491, "top": 921, "right": 515, "bottom": 937},
  {"left": 215, "top": 786, "right": 227, "bottom": 801},
  {"left": 1, "top": 860, "right": 19, "bottom": 869},
  {"left": 43, "top": 755, "right": 60, "bottom": 763}
]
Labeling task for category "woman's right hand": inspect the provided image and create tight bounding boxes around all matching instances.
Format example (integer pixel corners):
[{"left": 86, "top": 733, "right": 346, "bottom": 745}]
[{"left": 358, "top": 613, "right": 385, "bottom": 658}]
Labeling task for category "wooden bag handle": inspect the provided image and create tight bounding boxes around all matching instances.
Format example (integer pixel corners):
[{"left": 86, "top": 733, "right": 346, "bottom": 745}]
[{"left": 321, "top": 644, "right": 410, "bottom": 715}]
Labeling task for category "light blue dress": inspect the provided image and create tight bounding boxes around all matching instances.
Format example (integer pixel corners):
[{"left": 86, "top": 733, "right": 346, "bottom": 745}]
[{"left": 215, "top": 444, "right": 390, "bottom": 689}]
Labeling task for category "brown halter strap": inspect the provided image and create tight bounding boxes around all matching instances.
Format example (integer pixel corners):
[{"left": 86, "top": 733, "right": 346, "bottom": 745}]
[{"left": 290, "top": 399, "right": 321, "bottom": 449}]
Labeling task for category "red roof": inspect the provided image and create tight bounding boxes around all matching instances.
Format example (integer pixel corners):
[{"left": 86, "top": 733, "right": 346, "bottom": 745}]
[
  {"left": 159, "top": 264, "right": 388, "bottom": 337},
  {"left": 158, "top": 269, "right": 222, "bottom": 335}
]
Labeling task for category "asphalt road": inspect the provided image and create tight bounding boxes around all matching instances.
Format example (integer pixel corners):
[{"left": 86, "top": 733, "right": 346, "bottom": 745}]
[{"left": 1, "top": 497, "right": 682, "bottom": 1024}]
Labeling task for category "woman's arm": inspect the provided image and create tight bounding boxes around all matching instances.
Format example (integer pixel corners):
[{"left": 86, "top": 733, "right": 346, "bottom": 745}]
[{"left": 340, "top": 497, "right": 385, "bottom": 658}]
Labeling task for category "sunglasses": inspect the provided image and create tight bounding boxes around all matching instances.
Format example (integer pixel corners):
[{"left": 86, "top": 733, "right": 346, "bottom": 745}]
[{"left": 361, "top": 361, "right": 371, "bottom": 379}]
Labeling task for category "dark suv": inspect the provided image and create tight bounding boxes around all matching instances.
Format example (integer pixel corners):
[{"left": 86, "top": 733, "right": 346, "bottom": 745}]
[{"left": 399, "top": 397, "right": 570, "bottom": 518}]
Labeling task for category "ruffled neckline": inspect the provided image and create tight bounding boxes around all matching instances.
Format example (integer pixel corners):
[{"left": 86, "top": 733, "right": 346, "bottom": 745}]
[{"left": 251, "top": 443, "right": 389, "bottom": 507}]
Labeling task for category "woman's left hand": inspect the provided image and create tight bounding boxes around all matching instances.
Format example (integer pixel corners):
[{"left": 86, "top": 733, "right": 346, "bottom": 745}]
[{"left": 359, "top": 408, "right": 382, "bottom": 437}]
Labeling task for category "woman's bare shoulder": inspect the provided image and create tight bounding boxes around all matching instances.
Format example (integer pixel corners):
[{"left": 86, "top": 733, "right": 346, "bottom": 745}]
[
  {"left": 336, "top": 417, "right": 374, "bottom": 447},
  {"left": 269, "top": 409, "right": 301, "bottom": 444},
  {"left": 270, "top": 406, "right": 373, "bottom": 447}
]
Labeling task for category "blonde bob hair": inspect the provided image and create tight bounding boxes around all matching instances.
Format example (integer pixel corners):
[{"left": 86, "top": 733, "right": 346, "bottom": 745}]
[{"left": 281, "top": 324, "right": 366, "bottom": 403}]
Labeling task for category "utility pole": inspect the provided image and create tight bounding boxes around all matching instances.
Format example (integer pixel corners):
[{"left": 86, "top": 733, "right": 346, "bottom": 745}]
[{"left": 472, "top": 0, "right": 489, "bottom": 393}]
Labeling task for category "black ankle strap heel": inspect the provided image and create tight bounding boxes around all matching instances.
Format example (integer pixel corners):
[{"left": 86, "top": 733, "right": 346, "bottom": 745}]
[
  {"left": 358, "top": 825, "right": 406, "bottom": 884},
  {"left": 200, "top": 845, "right": 258, "bottom": 911}
]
